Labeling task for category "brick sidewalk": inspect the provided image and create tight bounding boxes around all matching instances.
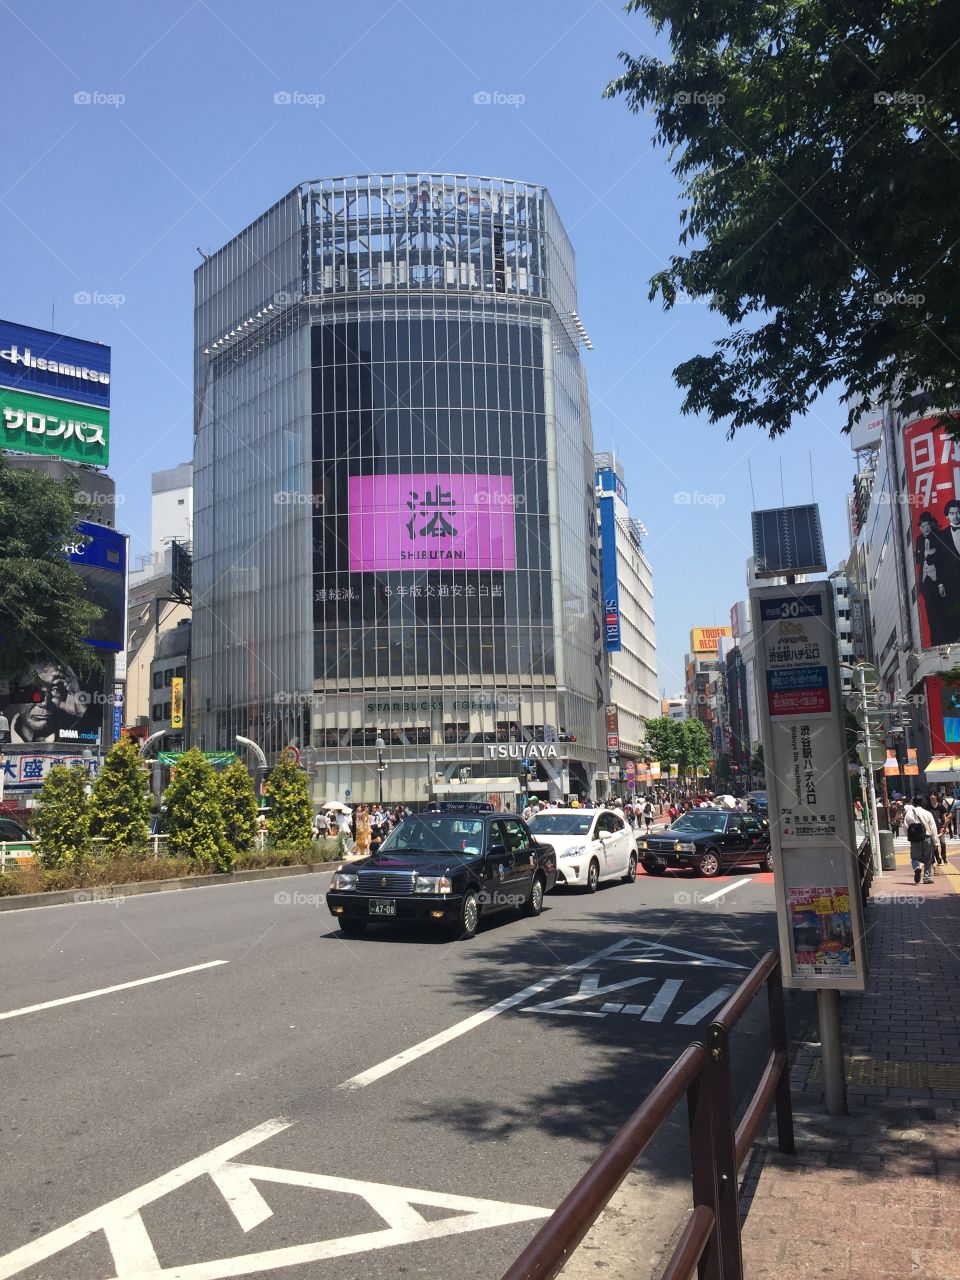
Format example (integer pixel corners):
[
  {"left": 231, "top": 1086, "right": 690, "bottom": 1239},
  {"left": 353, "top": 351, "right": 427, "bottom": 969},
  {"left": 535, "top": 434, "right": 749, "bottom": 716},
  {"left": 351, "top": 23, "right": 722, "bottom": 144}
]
[{"left": 740, "top": 853, "right": 960, "bottom": 1279}]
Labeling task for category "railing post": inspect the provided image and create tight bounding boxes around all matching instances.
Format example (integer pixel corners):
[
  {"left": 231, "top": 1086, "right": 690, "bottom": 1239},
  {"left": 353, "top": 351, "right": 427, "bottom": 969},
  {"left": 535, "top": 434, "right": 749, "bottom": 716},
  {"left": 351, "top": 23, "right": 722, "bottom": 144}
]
[
  {"left": 705, "top": 1024, "right": 744, "bottom": 1280},
  {"left": 767, "top": 962, "right": 796, "bottom": 1155},
  {"left": 686, "top": 1061, "right": 722, "bottom": 1280}
]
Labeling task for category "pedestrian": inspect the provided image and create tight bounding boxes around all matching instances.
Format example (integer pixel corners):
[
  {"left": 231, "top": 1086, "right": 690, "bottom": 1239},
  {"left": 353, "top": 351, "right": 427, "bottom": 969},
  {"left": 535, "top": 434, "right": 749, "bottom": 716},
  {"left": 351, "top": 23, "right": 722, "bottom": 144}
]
[
  {"left": 369, "top": 806, "right": 386, "bottom": 854},
  {"left": 942, "top": 789, "right": 956, "bottom": 838},
  {"left": 904, "top": 796, "right": 938, "bottom": 885},
  {"left": 642, "top": 798, "right": 654, "bottom": 833},
  {"left": 354, "top": 804, "right": 371, "bottom": 857},
  {"left": 927, "top": 792, "right": 949, "bottom": 870},
  {"left": 853, "top": 798, "right": 863, "bottom": 824},
  {"left": 889, "top": 799, "right": 905, "bottom": 839}
]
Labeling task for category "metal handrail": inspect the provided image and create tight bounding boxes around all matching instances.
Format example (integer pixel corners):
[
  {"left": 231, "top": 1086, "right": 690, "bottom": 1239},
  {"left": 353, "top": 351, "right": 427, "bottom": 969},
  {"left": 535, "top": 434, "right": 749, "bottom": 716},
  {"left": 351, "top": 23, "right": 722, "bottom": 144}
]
[{"left": 502, "top": 950, "right": 794, "bottom": 1280}]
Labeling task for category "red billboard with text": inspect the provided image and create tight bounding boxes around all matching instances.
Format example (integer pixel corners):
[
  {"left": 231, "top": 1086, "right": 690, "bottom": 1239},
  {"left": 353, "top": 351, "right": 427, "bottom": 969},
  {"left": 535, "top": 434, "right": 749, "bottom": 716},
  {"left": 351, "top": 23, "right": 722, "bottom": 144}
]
[{"left": 904, "top": 416, "right": 960, "bottom": 648}]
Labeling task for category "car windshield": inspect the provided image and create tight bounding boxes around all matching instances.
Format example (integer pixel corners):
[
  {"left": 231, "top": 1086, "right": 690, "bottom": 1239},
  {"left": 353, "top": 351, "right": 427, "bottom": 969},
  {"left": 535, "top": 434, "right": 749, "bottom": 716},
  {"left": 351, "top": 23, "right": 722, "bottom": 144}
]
[
  {"left": 671, "top": 813, "right": 729, "bottom": 834},
  {"left": 528, "top": 813, "right": 593, "bottom": 836},
  {"left": 379, "top": 815, "right": 485, "bottom": 856}
]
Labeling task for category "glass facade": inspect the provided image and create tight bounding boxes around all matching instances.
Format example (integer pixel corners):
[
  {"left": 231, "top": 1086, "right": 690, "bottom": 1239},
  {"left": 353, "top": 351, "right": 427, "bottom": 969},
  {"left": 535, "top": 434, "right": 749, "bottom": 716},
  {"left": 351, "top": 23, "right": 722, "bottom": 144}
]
[{"left": 193, "top": 175, "right": 605, "bottom": 802}]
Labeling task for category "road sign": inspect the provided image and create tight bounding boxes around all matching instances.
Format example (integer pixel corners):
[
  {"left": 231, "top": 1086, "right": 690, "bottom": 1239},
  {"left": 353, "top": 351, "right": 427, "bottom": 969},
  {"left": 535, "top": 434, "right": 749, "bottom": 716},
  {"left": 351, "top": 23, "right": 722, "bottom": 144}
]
[
  {"left": 344, "top": 788, "right": 351, "bottom": 798},
  {"left": 751, "top": 580, "right": 868, "bottom": 993},
  {"left": 857, "top": 742, "right": 887, "bottom": 768},
  {"left": 855, "top": 662, "right": 881, "bottom": 692}
]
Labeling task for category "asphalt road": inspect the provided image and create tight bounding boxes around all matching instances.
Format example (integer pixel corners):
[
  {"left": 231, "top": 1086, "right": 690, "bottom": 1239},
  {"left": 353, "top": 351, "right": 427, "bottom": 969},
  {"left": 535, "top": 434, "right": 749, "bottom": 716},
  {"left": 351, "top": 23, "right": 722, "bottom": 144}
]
[{"left": 0, "top": 863, "right": 804, "bottom": 1280}]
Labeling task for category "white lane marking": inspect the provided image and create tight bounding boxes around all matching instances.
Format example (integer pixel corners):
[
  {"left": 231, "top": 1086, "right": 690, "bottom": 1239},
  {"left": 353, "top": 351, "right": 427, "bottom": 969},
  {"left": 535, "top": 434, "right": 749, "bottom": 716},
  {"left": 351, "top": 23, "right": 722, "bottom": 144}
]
[
  {"left": 699, "top": 877, "right": 753, "bottom": 903},
  {"left": 640, "top": 978, "right": 684, "bottom": 1023},
  {"left": 340, "top": 936, "right": 638, "bottom": 1088},
  {"left": 0, "top": 1122, "right": 550, "bottom": 1280},
  {"left": 0, "top": 960, "right": 230, "bottom": 1022},
  {"left": 675, "top": 985, "right": 738, "bottom": 1026},
  {"left": 0, "top": 1119, "right": 290, "bottom": 1280}
]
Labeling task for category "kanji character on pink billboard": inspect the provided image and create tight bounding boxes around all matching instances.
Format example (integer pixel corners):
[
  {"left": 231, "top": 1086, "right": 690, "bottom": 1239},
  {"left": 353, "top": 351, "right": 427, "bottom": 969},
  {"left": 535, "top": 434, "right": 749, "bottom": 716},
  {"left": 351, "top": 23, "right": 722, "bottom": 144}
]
[{"left": 348, "top": 473, "right": 517, "bottom": 572}]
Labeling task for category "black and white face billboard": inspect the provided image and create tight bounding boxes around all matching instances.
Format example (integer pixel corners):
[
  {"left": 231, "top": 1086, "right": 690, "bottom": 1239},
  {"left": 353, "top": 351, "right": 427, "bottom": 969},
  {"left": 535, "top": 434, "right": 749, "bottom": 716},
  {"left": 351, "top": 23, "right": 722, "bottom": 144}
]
[{"left": 751, "top": 581, "right": 867, "bottom": 992}]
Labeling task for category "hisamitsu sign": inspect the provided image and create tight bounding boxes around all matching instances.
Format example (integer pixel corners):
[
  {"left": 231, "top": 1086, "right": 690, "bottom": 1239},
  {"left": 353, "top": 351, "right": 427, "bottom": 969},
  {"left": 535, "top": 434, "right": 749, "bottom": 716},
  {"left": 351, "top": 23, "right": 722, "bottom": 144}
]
[{"left": 0, "top": 318, "right": 111, "bottom": 409}]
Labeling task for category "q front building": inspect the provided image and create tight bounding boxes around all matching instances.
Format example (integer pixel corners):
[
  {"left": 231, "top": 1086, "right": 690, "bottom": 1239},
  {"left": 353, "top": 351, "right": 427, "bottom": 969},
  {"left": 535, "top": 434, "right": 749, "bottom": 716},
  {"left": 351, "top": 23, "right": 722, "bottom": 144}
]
[{"left": 193, "top": 173, "right": 609, "bottom": 806}]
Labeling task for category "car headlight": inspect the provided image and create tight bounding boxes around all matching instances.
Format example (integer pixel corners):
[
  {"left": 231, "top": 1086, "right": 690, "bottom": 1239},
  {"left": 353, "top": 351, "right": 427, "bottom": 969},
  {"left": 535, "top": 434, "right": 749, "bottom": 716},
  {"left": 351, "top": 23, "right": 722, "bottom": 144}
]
[
  {"left": 331, "top": 870, "right": 358, "bottom": 891},
  {"left": 560, "top": 845, "right": 585, "bottom": 858},
  {"left": 674, "top": 842, "right": 697, "bottom": 853},
  {"left": 414, "top": 875, "right": 453, "bottom": 895},
  {"left": 640, "top": 840, "right": 648, "bottom": 850}
]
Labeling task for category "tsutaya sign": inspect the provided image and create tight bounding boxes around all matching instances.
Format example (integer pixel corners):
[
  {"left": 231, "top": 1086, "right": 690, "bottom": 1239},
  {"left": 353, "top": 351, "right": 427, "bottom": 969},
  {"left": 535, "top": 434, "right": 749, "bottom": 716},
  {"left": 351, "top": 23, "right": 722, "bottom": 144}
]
[
  {"left": 485, "top": 742, "right": 559, "bottom": 759},
  {"left": 751, "top": 580, "right": 867, "bottom": 992}
]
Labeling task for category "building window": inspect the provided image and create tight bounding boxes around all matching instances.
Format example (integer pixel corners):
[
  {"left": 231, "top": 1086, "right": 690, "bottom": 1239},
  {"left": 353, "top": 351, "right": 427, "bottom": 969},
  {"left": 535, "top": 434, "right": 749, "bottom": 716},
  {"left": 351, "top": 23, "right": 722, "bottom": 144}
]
[
  {"left": 164, "top": 668, "right": 174, "bottom": 684},
  {"left": 153, "top": 671, "right": 163, "bottom": 689},
  {"left": 175, "top": 665, "right": 186, "bottom": 679},
  {"left": 152, "top": 704, "right": 163, "bottom": 720},
  {"left": 163, "top": 702, "right": 172, "bottom": 720}
]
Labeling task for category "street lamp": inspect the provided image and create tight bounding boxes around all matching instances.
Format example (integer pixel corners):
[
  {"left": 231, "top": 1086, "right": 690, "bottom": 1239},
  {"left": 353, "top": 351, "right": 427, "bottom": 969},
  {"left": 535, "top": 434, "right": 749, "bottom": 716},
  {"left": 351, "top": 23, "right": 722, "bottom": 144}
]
[{"left": 375, "top": 734, "right": 386, "bottom": 806}]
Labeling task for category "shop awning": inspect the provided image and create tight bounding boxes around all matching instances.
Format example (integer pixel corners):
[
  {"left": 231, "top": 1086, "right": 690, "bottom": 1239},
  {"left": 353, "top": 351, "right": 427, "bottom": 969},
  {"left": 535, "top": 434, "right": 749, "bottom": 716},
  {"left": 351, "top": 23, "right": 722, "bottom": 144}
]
[{"left": 924, "top": 756, "right": 960, "bottom": 782}]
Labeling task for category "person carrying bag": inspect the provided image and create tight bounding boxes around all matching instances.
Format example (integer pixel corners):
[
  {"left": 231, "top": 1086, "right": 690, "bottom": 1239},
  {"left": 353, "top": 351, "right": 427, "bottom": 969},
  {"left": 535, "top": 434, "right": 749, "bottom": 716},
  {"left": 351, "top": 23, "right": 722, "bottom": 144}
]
[{"left": 904, "top": 797, "right": 938, "bottom": 885}]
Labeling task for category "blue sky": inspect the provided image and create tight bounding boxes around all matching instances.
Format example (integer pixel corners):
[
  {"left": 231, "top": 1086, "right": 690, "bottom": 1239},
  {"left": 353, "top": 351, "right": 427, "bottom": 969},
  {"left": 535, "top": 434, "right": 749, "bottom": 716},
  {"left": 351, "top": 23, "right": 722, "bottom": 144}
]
[{"left": 2, "top": 0, "right": 856, "bottom": 696}]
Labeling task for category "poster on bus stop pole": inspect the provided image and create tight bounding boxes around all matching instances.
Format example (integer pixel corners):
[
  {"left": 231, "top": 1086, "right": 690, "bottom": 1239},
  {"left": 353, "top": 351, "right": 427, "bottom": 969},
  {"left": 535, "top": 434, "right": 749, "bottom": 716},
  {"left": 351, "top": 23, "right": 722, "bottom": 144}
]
[{"left": 751, "top": 580, "right": 868, "bottom": 992}]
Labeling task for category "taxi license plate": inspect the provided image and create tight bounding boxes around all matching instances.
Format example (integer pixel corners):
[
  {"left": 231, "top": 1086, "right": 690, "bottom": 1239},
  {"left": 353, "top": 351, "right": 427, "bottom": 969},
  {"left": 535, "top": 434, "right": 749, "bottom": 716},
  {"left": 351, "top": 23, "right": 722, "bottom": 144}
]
[{"left": 369, "top": 899, "right": 396, "bottom": 916}]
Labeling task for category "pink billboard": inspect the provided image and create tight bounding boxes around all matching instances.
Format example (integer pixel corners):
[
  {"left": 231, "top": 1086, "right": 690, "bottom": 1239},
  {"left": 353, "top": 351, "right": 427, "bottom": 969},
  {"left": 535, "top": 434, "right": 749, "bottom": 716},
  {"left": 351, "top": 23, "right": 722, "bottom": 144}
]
[{"left": 348, "top": 473, "right": 517, "bottom": 572}]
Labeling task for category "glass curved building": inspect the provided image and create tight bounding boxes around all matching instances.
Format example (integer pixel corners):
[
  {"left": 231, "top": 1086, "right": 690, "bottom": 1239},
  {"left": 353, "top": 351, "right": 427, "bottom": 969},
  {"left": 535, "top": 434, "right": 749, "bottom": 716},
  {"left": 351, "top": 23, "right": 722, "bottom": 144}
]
[{"left": 193, "top": 174, "right": 606, "bottom": 803}]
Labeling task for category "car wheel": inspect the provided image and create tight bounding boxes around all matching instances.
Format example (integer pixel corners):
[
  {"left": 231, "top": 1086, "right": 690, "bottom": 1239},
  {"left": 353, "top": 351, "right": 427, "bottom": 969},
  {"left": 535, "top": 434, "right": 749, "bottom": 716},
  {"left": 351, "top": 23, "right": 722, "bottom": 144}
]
[
  {"left": 523, "top": 875, "right": 545, "bottom": 917},
  {"left": 338, "top": 918, "right": 366, "bottom": 937},
  {"left": 622, "top": 852, "right": 638, "bottom": 883},
  {"left": 453, "top": 891, "right": 479, "bottom": 939},
  {"left": 762, "top": 848, "right": 774, "bottom": 872},
  {"left": 586, "top": 859, "right": 600, "bottom": 893},
  {"left": 698, "top": 849, "right": 721, "bottom": 878},
  {"left": 643, "top": 864, "right": 667, "bottom": 876}
]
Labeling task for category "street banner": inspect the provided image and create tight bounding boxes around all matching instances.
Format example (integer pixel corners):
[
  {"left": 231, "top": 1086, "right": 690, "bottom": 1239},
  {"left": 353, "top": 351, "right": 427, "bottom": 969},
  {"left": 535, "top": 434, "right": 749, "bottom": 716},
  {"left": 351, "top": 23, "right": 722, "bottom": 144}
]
[
  {"left": 883, "top": 750, "right": 899, "bottom": 776},
  {"left": 751, "top": 581, "right": 868, "bottom": 991},
  {"left": 171, "top": 677, "right": 184, "bottom": 730}
]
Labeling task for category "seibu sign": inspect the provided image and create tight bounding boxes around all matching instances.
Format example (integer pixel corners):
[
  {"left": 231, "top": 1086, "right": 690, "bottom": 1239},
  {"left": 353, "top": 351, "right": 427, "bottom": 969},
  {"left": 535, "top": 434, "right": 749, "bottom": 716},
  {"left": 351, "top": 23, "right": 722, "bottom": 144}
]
[{"left": 484, "top": 743, "right": 559, "bottom": 759}]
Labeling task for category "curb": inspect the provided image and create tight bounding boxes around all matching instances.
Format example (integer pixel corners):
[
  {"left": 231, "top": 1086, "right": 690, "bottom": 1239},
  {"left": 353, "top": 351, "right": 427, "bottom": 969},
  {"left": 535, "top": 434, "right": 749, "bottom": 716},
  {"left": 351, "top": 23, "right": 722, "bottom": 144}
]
[{"left": 0, "top": 862, "right": 340, "bottom": 912}]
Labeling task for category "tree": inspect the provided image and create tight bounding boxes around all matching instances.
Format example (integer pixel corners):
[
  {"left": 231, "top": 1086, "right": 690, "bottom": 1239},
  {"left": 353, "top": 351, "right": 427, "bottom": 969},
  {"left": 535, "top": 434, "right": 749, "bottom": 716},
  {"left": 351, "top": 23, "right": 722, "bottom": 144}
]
[
  {"left": 606, "top": 1, "right": 960, "bottom": 437},
  {"left": 265, "top": 752, "right": 313, "bottom": 851},
  {"left": 164, "top": 748, "right": 231, "bottom": 871},
  {"left": 676, "top": 719, "right": 713, "bottom": 779},
  {"left": 33, "top": 764, "right": 90, "bottom": 869},
  {"left": 0, "top": 453, "right": 103, "bottom": 681},
  {"left": 218, "top": 759, "right": 258, "bottom": 855},
  {"left": 88, "top": 736, "right": 150, "bottom": 854},
  {"left": 642, "top": 716, "right": 680, "bottom": 767}
]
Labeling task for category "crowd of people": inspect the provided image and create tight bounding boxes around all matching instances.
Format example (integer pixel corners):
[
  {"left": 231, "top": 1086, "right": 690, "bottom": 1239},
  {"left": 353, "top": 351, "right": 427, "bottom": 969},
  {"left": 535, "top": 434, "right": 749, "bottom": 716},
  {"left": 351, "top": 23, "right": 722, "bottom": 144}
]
[{"left": 855, "top": 789, "right": 956, "bottom": 886}]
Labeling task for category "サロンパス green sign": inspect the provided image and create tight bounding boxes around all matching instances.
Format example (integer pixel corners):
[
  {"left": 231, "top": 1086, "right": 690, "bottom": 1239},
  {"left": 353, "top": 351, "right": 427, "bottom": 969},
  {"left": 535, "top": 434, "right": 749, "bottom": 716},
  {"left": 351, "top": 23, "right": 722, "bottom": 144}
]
[{"left": 0, "top": 387, "right": 109, "bottom": 466}]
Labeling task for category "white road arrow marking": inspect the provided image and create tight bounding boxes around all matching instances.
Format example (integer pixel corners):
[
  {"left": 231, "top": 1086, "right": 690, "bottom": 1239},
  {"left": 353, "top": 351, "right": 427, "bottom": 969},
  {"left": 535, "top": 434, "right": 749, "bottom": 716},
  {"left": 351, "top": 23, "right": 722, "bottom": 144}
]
[
  {"left": 640, "top": 978, "right": 684, "bottom": 1022},
  {"left": 523, "top": 973, "right": 655, "bottom": 1016},
  {"left": 0, "top": 1121, "right": 551, "bottom": 1280},
  {"left": 209, "top": 1164, "right": 275, "bottom": 1232},
  {"left": 616, "top": 941, "right": 748, "bottom": 969},
  {"left": 675, "top": 986, "right": 737, "bottom": 1026}
]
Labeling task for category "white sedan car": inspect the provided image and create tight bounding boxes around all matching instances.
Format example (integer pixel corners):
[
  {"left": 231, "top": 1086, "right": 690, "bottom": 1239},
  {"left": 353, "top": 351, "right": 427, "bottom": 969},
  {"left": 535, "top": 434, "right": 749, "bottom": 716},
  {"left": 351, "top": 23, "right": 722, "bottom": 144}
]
[{"left": 527, "top": 808, "right": 638, "bottom": 891}]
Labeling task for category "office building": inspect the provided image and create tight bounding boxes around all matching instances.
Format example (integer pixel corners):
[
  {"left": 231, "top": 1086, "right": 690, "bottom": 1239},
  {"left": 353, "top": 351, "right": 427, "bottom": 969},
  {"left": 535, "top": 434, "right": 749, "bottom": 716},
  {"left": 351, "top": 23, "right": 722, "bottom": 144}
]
[
  {"left": 192, "top": 174, "right": 607, "bottom": 803},
  {"left": 595, "top": 453, "right": 658, "bottom": 775}
]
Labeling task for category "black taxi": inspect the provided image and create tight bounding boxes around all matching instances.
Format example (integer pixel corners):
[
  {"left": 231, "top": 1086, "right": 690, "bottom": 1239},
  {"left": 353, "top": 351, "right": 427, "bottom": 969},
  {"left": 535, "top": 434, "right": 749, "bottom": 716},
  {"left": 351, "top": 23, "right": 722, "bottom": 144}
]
[
  {"left": 325, "top": 805, "right": 557, "bottom": 939},
  {"left": 639, "top": 810, "right": 772, "bottom": 878}
]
